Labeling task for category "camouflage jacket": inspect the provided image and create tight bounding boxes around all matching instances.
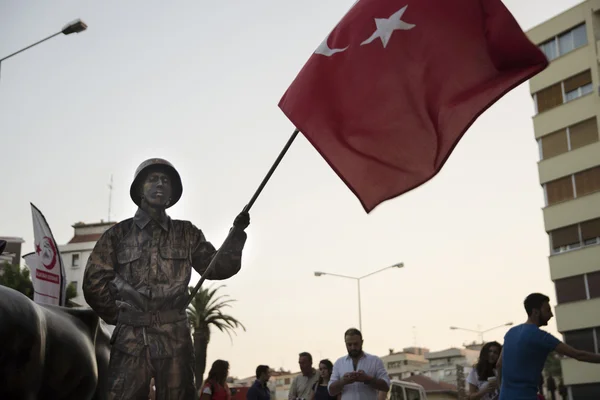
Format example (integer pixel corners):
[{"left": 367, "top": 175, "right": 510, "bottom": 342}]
[{"left": 82, "top": 208, "right": 246, "bottom": 358}]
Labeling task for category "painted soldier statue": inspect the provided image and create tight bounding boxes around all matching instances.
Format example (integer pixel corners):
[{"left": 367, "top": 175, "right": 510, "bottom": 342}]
[{"left": 83, "top": 158, "right": 249, "bottom": 400}]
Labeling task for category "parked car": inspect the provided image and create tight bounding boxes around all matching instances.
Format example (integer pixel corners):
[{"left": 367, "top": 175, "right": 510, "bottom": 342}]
[{"left": 382, "top": 379, "right": 427, "bottom": 400}]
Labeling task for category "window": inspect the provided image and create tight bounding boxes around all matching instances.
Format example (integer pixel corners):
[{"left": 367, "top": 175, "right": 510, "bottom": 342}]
[
  {"left": 580, "top": 218, "right": 600, "bottom": 247},
  {"left": 563, "top": 70, "right": 593, "bottom": 102},
  {"left": 284, "top": 378, "right": 290, "bottom": 385},
  {"left": 72, "top": 253, "right": 80, "bottom": 267},
  {"left": 569, "top": 118, "right": 599, "bottom": 150},
  {"left": 587, "top": 271, "right": 600, "bottom": 299},
  {"left": 539, "top": 118, "right": 598, "bottom": 160},
  {"left": 550, "top": 224, "right": 580, "bottom": 253},
  {"left": 564, "top": 328, "right": 596, "bottom": 353},
  {"left": 391, "top": 385, "right": 405, "bottom": 400},
  {"left": 571, "top": 383, "right": 600, "bottom": 399},
  {"left": 555, "top": 275, "right": 586, "bottom": 304},
  {"left": 539, "top": 40, "right": 558, "bottom": 61},
  {"left": 533, "top": 70, "right": 593, "bottom": 114},
  {"left": 545, "top": 176, "right": 574, "bottom": 205},
  {"left": 540, "top": 129, "right": 569, "bottom": 159},
  {"left": 539, "top": 24, "right": 588, "bottom": 61},
  {"left": 574, "top": 167, "right": 600, "bottom": 197},
  {"left": 558, "top": 24, "right": 588, "bottom": 55},
  {"left": 405, "top": 388, "right": 421, "bottom": 400},
  {"left": 544, "top": 165, "right": 600, "bottom": 207},
  {"left": 536, "top": 83, "right": 563, "bottom": 113}
]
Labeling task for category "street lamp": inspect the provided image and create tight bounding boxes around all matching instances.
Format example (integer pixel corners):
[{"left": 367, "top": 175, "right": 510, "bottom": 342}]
[
  {"left": 0, "top": 19, "right": 88, "bottom": 81},
  {"left": 314, "top": 262, "right": 404, "bottom": 331},
  {"left": 449, "top": 322, "right": 513, "bottom": 343}
]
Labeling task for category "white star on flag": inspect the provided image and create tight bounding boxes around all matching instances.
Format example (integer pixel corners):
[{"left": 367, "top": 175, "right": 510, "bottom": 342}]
[{"left": 361, "top": 5, "right": 415, "bottom": 48}]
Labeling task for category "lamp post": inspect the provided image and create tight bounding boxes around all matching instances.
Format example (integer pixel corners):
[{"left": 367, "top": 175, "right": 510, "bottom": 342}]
[
  {"left": 0, "top": 19, "right": 87, "bottom": 81},
  {"left": 449, "top": 322, "right": 514, "bottom": 343},
  {"left": 314, "top": 262, "right": 404, "bottom": 331}
]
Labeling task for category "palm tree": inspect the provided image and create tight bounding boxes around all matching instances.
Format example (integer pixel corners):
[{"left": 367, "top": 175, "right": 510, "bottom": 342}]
[{"left": 186, "top": 285, "right": 246, "bottom": 390}]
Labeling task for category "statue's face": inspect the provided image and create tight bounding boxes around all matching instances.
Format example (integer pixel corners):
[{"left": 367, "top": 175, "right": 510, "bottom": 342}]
[{"left": 141, "top": 169, "right": 173, "bottom": 208}]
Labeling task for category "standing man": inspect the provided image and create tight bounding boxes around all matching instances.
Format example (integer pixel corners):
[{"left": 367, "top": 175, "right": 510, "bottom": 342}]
[
  {"left": 498, "top": 293, "right": 600, "bottom": 400},
  {"left": 328, "top": 328, "right": 390, "bottom": 400},
  {"left": 83, "top": 158, "right": 250, "bottom": 400},
  {"left": 247, "top": 365, "right": 271, "bottom": 400},
  {"left": 289, "top": 352, "right": 319, "bottom": 400}
]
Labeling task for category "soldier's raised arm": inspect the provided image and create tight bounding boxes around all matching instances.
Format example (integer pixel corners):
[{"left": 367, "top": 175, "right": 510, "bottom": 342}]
[
  {"left": 83, "top": 230, "right": 119, "bottom": 324},
  {"left": 189, "top": 211, "right": 249, "bottom": 280}
]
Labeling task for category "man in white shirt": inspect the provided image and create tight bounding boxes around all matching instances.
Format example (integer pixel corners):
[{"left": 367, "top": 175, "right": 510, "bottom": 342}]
[{"left": 328, "top": 328, "right": 390, "bottom": 400}]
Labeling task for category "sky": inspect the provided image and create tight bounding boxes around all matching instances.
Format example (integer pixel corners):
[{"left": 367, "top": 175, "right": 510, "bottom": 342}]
[{"left": 0, "top": 0, "right": 582, "bottom": 379}]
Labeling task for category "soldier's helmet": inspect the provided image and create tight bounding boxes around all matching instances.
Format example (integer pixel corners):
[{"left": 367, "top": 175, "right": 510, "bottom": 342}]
[{"left": 130, "top": 158, "right": 183, "bottom": 208}]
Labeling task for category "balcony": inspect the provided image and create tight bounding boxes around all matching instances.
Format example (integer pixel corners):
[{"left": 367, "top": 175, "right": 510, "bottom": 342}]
[
  {"left": 555, "top": 297, "right": 600, "bottom": 332},
  {"left": 529, "top": 46, "right": 591, "bottom": 94},
  {"left": 538, "top": 141, "right": 600, "bottom": 184},
  {"left": 543, "top": 191, "right": 600, "bottom": 231},
  {"left": 550, "top": 244, "right": 600, "bottom": 280},
  {"left": 561, "top": 358, "right": 600, "bottom": 385},
  {"left": 533, "top": 94, "right": 598, "bottom": 139}
]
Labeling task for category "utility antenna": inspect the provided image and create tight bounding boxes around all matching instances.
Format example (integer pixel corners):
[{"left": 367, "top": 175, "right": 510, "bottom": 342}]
[{"left": 107, "top": 175, "right": 113, "bottom": 222}]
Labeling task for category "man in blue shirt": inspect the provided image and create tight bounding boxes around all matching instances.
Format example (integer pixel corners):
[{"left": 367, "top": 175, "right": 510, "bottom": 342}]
[
  {"left": 498, "top": 293, "right": 600, "bottom": 399},
  {"left": 247, "top": 365, "right": 271, "bottom": 400}
]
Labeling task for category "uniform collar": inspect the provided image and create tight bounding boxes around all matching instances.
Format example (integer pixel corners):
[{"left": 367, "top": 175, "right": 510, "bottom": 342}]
[{"left": 134, "top": 208, "right": 170, "bottom": 231}]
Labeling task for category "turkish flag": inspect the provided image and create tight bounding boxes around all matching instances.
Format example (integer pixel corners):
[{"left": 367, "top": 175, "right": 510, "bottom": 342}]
[{"left": 279, "top": 0, "right": 547, "bottom": 212}]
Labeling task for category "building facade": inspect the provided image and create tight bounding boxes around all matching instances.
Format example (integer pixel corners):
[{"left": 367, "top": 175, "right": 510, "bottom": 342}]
[
  {"left": 59, "top": 221, "right": 115, "bottom": 307},
  {"left": 382, "top": 347, "right": 430, "bottom": 380},
  {"left": 0, "top": 236, "right": 24, "bottom": 266},
  {"left": 422, "top": 348, "right": 477, "bottom": 387},
  {"left": 526, "top": 1, "right": 600, "bottom": 398}
]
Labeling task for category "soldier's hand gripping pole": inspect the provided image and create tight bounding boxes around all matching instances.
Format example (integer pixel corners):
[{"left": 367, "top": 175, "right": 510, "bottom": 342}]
[{"left": 183, "top": 129, "right": 300, "bottom": 310}]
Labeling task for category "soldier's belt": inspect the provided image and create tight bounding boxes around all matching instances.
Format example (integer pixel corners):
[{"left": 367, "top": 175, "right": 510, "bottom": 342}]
[{"left": 117, "top": 309, "right": 187, "bottom": 327}]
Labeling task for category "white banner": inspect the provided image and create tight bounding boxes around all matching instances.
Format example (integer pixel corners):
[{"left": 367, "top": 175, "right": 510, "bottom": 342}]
[{"left": 23, "top": 203, "right": 66, "bottom": 306}]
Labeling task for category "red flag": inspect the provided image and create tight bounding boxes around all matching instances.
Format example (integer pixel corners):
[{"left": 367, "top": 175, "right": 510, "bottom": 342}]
[{"left": 279, "top": 0, "right": 548, "bottom": 212}]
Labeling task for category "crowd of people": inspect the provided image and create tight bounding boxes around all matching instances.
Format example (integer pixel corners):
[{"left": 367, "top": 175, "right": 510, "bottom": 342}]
[
  {"left": 194, "top": 328, "right": 390, "bottom": 400},
  {"left": 189, "top": 293, "right": 600, "bottom": 400}
]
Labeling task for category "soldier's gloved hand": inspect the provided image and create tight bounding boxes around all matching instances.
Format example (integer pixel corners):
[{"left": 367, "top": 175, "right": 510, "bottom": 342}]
[
  {"left": 233, "top": 211, "right": 250, "bottom": 231},
  {"left": 109, "top": 276, "right": 148, "bottom": 311},
  {"left": 108, "top": 276, "right": 125, "bottom": 300}
]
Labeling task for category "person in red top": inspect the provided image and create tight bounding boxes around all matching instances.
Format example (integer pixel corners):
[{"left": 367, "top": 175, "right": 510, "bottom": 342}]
[{"left": 200, "top": 360, "right": 232, "bottom": 400}]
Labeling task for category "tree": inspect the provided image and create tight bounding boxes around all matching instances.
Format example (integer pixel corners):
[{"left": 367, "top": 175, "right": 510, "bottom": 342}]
[
  {"left": 544, "top": 352, "right": 562, "bottom": 378},
  {"left": 0, "top": 262, "right": 77, "bottom": 307},
  {"left": 186, "top": 285, "right": 245, "bottom": 390},
  {"left": 0, "top": 262, "right": 34, "bottom": 299},
  {"left": 65, "top": 282, "right": 78, "bottom": 307}
]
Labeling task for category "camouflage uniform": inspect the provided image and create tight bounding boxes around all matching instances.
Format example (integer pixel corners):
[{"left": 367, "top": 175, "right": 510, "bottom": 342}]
[{"left": 83, "top": 159, "right": 246, "bottom": 400}]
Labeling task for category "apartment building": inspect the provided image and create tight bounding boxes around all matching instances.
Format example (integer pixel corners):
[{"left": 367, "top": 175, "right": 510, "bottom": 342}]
[
  {"left": 381, "top": 347, "right": 430, "bottom": 380},
  {"left": 526, "top": 1, "right": 600, "bottom": 398},
  {"left": 59, "top": 220, "right": 116, "bottom": 307}
]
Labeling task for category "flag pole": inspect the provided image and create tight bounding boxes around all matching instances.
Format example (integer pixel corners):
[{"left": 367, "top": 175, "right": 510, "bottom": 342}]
[{"left": 183, "top": 128, "right": 299, "bottom": 309}]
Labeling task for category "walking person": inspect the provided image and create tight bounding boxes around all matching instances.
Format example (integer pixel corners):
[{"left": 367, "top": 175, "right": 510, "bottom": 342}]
[
  {"left": 328, "top": 328, "right": 390, "bottom": 400},
  {"left": 199, "top": 360, "right": 231, "bottom": 400},
  {"left": 497, "top": 293, "right": 600, "bottom": 399},
  {"left": 309, "top": 359, "right": 339, "bottom": 400},
  {"left": 466, "top": 341, "right": 501, "bottom": 400},
  {"left": 289, "top": 352, "right": 319, "bottom": 400},
  {"left": 247, "top": 365, "right": 271, "bottom": 400}
]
